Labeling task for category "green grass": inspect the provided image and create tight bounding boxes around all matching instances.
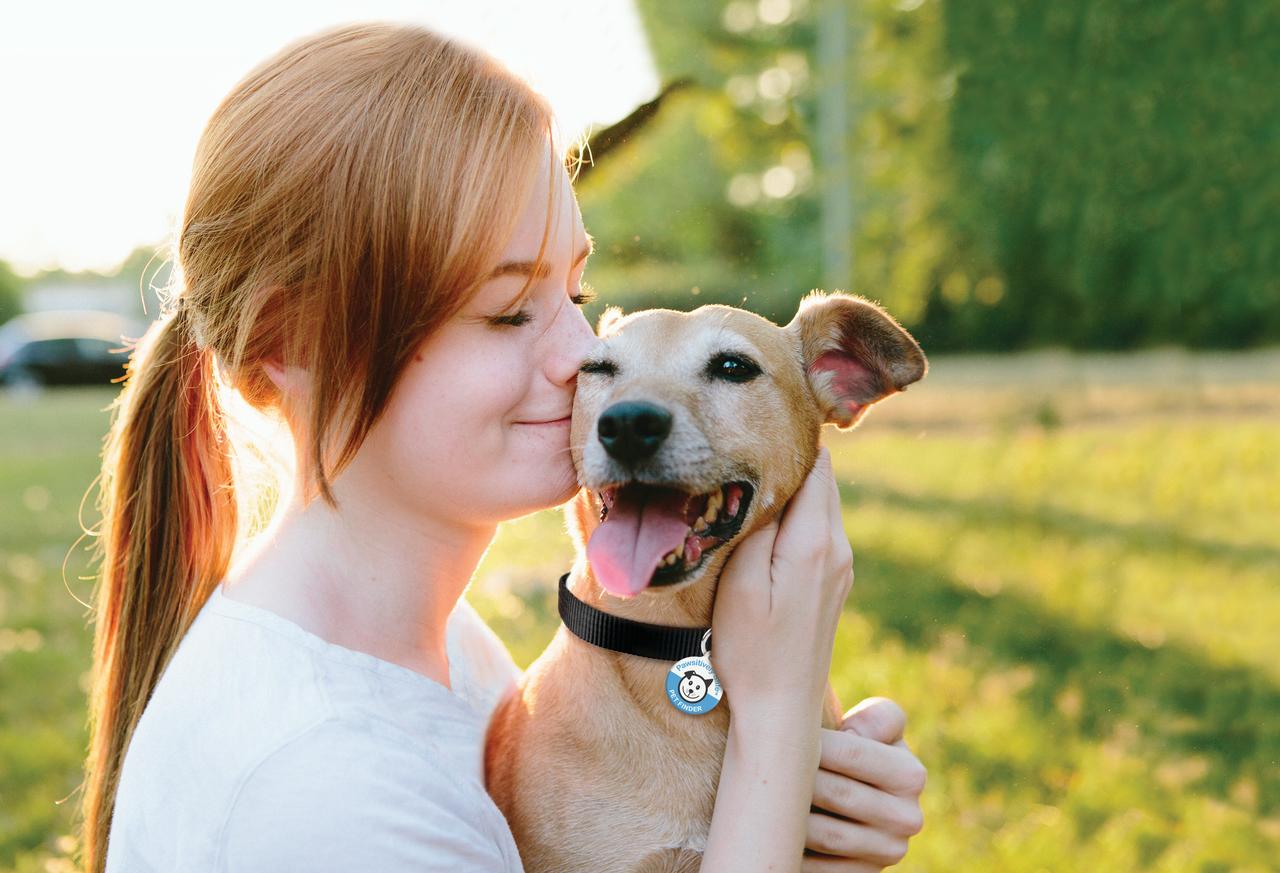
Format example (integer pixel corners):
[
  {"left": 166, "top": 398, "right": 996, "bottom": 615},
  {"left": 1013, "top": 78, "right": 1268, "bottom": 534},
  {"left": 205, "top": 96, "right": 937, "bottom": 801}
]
[{"left": 2, "top": 349, "right": 1278, "bottom": 872}]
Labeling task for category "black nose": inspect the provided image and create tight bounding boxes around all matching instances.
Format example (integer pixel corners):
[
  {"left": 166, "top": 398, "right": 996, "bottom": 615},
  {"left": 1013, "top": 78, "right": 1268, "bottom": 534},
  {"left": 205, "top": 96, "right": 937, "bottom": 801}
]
[{"left": 597, "top": 401, "right": 673, "bottom": 463}]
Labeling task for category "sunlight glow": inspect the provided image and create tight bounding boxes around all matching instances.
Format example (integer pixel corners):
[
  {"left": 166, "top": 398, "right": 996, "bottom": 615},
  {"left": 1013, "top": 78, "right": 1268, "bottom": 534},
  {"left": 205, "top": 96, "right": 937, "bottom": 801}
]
[{"left": 0, "top": 0, "right": 658, "bottom": 275}]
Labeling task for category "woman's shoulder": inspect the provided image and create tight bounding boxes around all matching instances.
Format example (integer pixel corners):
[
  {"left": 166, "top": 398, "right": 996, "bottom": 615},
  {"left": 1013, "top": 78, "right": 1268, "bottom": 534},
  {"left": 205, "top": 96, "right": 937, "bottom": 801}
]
[
  {"left": 446, "top": 594, "right": 522, "bottom": 717},
  {"left": 111, "top": 590, "right": 524, "bottom": 872},
  {"left": 217, "top": 716, "right": 522, "bottom": 872},
  {"left": 123, "top": 586, "right": 492, "bottom": 797}
]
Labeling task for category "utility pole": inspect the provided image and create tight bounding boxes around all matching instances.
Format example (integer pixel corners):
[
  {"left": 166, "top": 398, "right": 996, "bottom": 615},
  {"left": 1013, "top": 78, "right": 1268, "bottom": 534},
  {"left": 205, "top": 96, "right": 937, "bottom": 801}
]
[{"left": 818, "top": 0, "right": 853, "bottom": 292}]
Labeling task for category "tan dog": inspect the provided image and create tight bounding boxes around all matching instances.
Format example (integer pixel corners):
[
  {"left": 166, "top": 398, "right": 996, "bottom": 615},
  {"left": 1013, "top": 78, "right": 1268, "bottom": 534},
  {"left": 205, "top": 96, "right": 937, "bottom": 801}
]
[{"left": 485, "top": 292, "right": 927, "bottom": 873}]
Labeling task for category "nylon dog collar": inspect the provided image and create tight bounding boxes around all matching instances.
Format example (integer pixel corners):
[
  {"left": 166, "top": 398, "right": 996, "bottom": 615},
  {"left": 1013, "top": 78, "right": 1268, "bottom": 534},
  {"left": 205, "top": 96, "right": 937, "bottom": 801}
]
[{"left": 557, "top": 573, "right": 711, "bottom": 662}]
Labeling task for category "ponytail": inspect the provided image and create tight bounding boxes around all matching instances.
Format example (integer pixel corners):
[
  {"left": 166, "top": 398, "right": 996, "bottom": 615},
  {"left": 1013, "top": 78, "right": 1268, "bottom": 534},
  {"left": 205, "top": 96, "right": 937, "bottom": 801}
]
[{"left": 79, "top": 305, "right": 238, "bottom": 873}]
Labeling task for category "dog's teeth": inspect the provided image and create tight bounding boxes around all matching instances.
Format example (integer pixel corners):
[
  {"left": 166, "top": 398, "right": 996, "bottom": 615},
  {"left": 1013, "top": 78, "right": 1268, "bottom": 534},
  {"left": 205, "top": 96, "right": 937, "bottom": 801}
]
[
  {"left": 693, "top": 516, "right": 708, "bottom": 533},
  {"left": 663, "top": 552, "right": 676, "bottom": 566},
  {"left": 726, "top": 487, "right": 741, "bottom": 518},
  {"left": 707, "top": 490, "right": 723, "bottom": 514}
]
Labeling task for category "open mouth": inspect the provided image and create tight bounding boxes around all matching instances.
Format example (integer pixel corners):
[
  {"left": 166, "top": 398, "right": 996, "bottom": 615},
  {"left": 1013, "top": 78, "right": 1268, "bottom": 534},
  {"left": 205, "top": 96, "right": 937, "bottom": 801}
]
[{"left": 586, "top": 481, "right": 755, "bottom": 598}]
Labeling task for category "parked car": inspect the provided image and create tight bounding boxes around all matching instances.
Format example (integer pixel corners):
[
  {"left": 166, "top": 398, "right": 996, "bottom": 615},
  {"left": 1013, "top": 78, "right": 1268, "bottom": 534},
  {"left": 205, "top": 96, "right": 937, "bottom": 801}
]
[{"left": 0, "top": 310, "right": 137, "bottom": 389}]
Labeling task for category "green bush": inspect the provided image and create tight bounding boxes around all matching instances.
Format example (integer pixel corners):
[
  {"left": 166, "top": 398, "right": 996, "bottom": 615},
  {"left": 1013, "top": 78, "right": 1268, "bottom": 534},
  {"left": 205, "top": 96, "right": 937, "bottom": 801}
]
[{"left": 919, "top": 0, "right": 1280, "bottom": 349}]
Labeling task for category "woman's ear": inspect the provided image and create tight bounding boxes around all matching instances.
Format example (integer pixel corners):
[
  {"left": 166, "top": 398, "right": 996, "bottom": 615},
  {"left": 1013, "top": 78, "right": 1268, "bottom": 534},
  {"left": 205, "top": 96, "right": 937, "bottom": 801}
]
[
  {"left": 785, "top": 291, "right": 928, "bottom": 429},
  {"left": 261, "top": 356, "right": 311, "bottom": 400}
]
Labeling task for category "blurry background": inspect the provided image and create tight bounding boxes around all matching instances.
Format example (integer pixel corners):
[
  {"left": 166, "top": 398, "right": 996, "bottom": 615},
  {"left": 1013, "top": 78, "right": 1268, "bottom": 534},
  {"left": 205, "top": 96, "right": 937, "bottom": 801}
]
[{"left": 1, "top": 1, "right": 1277, "bottom": 871}]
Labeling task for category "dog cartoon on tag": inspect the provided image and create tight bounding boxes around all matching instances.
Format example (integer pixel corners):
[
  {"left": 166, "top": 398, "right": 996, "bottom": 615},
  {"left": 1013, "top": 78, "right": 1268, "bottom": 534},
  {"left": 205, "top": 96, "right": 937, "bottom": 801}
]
[
  {"left": 665, "top": 656, "right": 722, "bottom": 715},
  {"left": 678, "top": 670, "right": 709, "bottom": 704}
]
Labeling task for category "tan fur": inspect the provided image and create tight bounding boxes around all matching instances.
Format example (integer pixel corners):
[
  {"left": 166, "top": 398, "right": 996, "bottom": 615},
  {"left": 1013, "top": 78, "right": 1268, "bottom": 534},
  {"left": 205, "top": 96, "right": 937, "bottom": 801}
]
[{"left": 485, "top": 294, "right": 926, "bottom": 872}]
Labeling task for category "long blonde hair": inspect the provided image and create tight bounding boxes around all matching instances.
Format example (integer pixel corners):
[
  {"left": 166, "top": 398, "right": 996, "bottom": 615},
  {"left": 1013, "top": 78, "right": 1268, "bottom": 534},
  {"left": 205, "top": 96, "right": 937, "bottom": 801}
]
[{"left": 80, "top": 23, "right": 563, "bottom": 871}]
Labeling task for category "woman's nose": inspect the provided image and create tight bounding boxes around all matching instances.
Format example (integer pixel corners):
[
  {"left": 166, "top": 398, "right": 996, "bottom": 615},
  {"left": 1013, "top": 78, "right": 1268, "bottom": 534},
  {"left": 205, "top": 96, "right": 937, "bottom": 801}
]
[{"left": 550, "top": 303, "right": 602, "bottom": 386}]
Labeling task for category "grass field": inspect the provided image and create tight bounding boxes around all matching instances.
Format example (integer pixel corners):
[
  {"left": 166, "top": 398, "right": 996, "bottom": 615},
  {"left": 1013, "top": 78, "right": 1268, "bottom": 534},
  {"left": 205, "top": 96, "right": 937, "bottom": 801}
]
[{"left": 2, "top": 349, "right": 1278, "bottom": 872}]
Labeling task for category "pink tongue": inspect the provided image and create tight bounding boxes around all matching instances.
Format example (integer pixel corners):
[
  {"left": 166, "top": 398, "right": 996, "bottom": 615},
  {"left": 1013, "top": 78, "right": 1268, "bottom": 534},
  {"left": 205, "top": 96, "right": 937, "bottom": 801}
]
[{"left": 587, "top": 487, "right": 691, "bottom": 597}]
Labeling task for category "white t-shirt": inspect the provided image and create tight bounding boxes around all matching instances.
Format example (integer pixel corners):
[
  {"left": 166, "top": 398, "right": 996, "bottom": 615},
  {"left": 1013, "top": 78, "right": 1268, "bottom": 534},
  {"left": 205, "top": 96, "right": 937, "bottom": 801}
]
[{"left": 104, "top": 582, "right": 526, "bottom": 872}]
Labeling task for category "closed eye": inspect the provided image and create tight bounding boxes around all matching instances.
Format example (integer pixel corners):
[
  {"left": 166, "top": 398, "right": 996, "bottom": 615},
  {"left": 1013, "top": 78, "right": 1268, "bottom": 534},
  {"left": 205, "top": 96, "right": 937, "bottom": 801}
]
[
  {"left": 488, "top": 283, "right": 598, "bottom": 328},
  {"left": 571, "top": 282, "right": 598, "bottom": 306},
  {"left": 487, "top": 310, "right": 533, "bottom": 327},
  {"left": 579, "top": 359, "right": 618, "bottom": 376}
]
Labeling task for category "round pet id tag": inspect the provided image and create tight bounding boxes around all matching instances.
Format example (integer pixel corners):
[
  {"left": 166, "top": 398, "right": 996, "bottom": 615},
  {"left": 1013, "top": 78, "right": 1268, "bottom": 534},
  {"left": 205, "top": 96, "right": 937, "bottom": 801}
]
[{"left": 666, "top": 630, "right": 723, "bottom": 716}]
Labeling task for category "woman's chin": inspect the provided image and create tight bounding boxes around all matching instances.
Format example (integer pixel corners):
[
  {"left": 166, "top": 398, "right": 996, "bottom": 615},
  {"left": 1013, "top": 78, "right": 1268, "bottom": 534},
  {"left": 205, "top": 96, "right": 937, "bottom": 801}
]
[{"left": 491, "top": 467, "right": 580, "bottom": 520}]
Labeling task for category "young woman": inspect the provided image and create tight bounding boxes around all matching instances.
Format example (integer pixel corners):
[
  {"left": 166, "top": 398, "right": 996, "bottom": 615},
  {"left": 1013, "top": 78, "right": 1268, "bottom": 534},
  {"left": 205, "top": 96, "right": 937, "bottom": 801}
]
[{"left": 81, "top": 22, "right": 925, "bottom": 873}]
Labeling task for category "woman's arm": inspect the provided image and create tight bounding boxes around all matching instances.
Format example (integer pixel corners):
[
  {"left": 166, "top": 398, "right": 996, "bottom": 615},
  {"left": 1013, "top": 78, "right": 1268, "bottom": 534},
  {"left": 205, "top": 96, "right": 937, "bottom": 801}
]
[
  {"left": 702, "top": 711, "right": 825, "bottom": 871},
  {"left": 700, "top": 448, "right": 854, "bottom": 872}
]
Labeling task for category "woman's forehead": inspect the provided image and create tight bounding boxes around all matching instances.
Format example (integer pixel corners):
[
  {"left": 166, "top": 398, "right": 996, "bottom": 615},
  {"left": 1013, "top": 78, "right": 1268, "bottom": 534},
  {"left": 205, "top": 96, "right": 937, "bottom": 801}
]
[{"left": 501, "top": 160, "right": 586, "bottom": 262}]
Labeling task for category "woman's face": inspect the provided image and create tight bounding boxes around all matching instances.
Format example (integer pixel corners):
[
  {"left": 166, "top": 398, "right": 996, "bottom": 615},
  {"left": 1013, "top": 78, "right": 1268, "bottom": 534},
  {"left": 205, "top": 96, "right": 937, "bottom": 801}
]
[{"left": 360, "top": 146, "right": 600, "bottom": 527}]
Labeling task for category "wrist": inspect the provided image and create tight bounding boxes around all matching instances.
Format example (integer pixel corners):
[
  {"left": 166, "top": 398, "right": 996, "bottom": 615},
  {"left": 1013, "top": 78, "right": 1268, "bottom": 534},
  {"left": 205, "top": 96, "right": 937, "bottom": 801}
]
[{"left": 728, "top": 705, "right": 823, "bottom": 760}]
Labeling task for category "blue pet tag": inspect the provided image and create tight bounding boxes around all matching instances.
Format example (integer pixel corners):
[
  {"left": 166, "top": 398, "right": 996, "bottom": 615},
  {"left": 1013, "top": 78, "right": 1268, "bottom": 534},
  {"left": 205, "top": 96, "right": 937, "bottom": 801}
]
[{"left": 666, "top": 630, "right": 723, "bottom": 715}]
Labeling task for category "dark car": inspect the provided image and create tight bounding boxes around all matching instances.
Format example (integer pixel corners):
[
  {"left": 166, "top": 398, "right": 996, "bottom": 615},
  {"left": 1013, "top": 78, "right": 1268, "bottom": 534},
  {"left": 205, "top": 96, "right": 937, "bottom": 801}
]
[{"left": 0, "top": 310, "right": 137, "bottom": 389}]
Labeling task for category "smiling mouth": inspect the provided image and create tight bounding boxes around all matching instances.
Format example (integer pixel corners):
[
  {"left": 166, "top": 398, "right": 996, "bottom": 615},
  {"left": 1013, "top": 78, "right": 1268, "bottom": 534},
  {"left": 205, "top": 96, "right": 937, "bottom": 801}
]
[{"left": 586, "top": 480, "right": 755, "bottom": 597}]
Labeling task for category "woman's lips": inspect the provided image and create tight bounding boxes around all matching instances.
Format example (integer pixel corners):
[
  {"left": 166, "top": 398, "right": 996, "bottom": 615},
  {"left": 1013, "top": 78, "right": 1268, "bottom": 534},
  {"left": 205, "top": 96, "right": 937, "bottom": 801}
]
[{"left": 517, "top": 416, "right": 571, "bottom": 426}]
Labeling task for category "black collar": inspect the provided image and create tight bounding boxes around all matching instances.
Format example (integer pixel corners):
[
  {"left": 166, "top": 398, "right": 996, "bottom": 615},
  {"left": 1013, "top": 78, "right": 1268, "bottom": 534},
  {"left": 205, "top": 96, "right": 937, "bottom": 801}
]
[{"left": 558, "top": 573, "right": 711, "bottom": 662}]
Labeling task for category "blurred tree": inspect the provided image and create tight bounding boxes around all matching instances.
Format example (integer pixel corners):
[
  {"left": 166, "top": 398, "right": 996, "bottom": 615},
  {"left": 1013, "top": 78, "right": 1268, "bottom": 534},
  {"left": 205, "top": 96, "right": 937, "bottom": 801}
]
[
  {"left": 577, "top": 0, "right": 825, "bottom": 326},
  {"left": 918, "top": 0, "right": 1280, "bottom": 349},
  {"left": 0, "top": 259, "right": 23, "bottom": 324},
  {"left": 580, "top": 0, "right": 1279, "bottom": 349}
]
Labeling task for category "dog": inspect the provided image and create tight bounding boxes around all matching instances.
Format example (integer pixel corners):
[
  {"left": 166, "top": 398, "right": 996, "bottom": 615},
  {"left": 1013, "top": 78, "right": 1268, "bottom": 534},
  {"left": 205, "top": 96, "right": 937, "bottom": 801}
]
[{"left": 484, "top": 291, "right": 927, "bottom": 873}]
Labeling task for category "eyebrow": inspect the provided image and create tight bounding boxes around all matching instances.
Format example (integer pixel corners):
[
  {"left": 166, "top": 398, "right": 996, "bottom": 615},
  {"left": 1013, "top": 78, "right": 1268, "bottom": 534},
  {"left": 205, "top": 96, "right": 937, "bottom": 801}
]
[{"left": 487, "top": 232, "right": 595, "bottom": 280}]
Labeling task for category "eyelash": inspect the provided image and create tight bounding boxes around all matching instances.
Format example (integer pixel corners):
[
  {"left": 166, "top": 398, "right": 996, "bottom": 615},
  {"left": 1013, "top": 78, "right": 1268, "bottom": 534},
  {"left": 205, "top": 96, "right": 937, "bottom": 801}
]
[{"left": 488, "top": 282, "right": 597, "bottom": 328}]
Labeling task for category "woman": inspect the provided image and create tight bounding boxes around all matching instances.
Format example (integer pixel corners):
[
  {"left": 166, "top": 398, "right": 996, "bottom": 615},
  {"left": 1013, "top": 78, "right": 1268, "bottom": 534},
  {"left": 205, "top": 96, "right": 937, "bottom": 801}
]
[{"left": 81, "top": 22, "right": 925, "bottom": 873}]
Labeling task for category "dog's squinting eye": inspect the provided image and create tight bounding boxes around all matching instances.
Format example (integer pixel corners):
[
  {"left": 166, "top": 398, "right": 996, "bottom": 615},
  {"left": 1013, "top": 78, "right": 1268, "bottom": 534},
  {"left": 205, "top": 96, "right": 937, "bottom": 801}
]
[
  {"left": 579, "top": 359, "right": 618, "bottom": 377},
  {"left": 707, "top": 353, "right": 762, "bottom": 383}
]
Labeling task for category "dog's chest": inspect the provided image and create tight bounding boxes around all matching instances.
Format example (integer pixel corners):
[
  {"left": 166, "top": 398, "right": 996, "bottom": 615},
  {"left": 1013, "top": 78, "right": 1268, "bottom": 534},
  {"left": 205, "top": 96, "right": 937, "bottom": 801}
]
[
  {"left": 554, "top": 717, "right": 725, "bottom": 869},
  {"left": 526, "top": 644, "right": 731, "bottom": 867}
]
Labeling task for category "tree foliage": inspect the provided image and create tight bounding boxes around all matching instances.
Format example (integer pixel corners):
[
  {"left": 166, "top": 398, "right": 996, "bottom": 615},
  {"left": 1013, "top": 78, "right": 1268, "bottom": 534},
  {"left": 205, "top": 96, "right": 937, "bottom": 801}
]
[
  {"left": 0, "top": 260, "right": 23, "bottom": 325},
  {"left": 578, "top": 0, "right": 1279, "bottom": 349}
]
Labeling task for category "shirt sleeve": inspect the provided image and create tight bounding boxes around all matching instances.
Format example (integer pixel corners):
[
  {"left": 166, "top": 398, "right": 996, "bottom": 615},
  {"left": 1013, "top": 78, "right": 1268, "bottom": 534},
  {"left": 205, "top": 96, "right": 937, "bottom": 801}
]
[
  {"left": 218, "top": 719, "right": 517, "bottom": 873},
  {"left": 446, "top": 596, "right": 522, "bottom": 719}
]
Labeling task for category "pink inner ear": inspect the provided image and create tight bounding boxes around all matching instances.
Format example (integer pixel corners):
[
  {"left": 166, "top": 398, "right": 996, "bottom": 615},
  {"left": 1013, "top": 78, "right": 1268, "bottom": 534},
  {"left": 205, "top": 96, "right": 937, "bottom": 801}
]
[{"left": 809, "top": 350, "right": 880, "bottom": 424}]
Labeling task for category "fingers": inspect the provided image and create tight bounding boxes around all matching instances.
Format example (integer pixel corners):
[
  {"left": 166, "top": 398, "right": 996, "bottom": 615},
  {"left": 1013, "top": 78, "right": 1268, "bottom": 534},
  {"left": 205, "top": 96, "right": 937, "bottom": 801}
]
[
  {"left": 805, "top": 813, "right": 910, "bottom": 867},
  {"left": 773, "top": 446, "right": 836, "bottom": 571},
  {"left": 715, "top": 516, "right": 780, "bottom": 601},
  {"left": 842, "top": 697, "right": 907, "bottom": 746},
  {"left": 801, "top": 855, "right": 883, "bottom": 873},
  {"left": 826, "top": 448, "right": 845, "bottom": 535},
  {"left": 811, "top": 769, "right": 924, "bottom": 837},
  {"left": 827, "top": 453, "right": 854, "bottom": 584},
  {"left": 819, "top": 729, "right": 928, "bottom": 796}
]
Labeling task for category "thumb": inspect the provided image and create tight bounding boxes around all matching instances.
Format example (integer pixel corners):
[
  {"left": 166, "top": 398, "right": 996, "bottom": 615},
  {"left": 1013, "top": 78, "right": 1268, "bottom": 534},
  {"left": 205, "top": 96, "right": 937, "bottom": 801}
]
[
  {"left": 716, "top": 516, "right": 781, "bottom": 599},
  {"left": 842, "top": 697, "right": 907, "bottom": 745}
]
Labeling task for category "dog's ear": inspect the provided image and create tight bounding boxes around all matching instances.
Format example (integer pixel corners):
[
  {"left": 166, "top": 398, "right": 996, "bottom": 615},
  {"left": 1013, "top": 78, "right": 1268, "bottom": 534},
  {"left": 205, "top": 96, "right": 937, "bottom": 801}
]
[
  {"left": 596, "top": 305, "right": 625, "bottom": 336},
  {"left": 786, "top": 291, "right": 927, "bottom": 429}
]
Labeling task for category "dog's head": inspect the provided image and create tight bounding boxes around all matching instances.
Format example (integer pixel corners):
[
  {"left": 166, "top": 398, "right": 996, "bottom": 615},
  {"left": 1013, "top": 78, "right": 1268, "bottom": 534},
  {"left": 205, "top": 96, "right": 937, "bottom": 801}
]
[{"left": 568, "top": 291, "right": 926, "bottom": 599}]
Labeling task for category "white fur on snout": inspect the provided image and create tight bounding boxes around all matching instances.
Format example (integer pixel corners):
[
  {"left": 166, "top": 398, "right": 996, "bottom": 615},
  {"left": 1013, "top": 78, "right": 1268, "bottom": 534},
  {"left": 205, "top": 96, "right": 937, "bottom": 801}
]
[{"left": 574, "top": 318, "right": 766, "bottom": 492}]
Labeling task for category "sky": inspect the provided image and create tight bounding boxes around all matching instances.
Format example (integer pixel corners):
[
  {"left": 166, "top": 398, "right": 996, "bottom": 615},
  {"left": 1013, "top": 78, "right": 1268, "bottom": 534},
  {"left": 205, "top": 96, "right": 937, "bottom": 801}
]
[{"left": 0, "top": 0, "right": 659, "bottom": 275}]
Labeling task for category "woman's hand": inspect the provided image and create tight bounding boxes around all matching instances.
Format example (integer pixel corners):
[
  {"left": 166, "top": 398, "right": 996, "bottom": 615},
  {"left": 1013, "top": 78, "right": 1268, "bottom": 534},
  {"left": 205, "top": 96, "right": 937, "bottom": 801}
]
[
  {"left": 701, "top": 446, "right": 857, "bottom": 873},
  {"left": 711, "top": 445, "right": 854, "bottom": 727},
  {"left": 803, "top": 698, "right": 927, "bottom": 871}
]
